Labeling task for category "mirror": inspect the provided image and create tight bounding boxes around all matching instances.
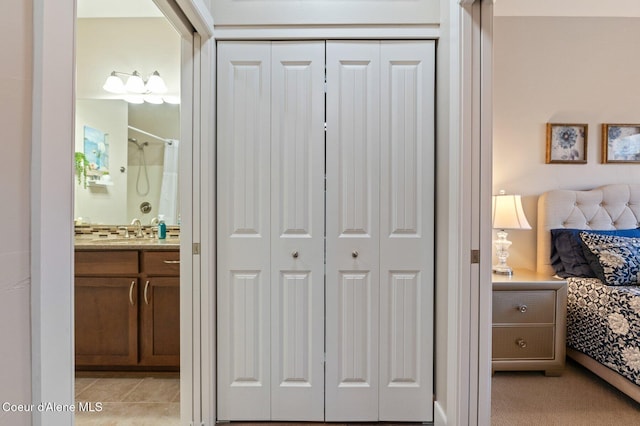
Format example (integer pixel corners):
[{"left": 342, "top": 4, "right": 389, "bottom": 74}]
[{"left": 74, "top": 10, "right": 181, "bottom": 225}]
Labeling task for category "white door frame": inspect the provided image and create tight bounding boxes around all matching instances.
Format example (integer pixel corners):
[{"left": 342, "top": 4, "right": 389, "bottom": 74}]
[
  {"left": 31, "top": 1, "right": 214, "bottom": 425},
  {"left": 442, "top": 1, "right": 493, "bottom": 425}
]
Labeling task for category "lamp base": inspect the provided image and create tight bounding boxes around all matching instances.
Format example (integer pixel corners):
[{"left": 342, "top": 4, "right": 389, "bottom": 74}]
[{"left": 492, "top": 264, "right": 513, "bottom": 276}]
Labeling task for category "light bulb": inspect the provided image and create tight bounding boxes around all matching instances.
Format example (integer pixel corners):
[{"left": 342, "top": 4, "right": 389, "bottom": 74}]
[
  {"left": 123, "top": 94, "right": 144, "bottom": 104},
  {"left": 143, "top": 94, "right": 164, "bottom": 104},
  {"left": 162, "top": 95, "right": 181, "bottom": 105}
]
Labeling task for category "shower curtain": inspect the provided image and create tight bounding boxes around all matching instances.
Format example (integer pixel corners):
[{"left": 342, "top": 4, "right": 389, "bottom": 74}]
[{"left": 158, "top": 140, "right": 180, "bottom": 225}]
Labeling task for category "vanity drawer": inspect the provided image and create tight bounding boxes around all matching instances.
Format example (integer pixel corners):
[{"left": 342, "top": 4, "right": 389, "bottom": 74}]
[
  {"left": 493, "top": 290, "right": 555, "bottom": 324},
  {"left": 492, "top": 326, "right": 554, "bottom": 360},
  {"left": 142, "top": 251, "right": 180, "bottom": 275},
  {"left": 75, "top": 251, "right": 139, "bottom": 275}
]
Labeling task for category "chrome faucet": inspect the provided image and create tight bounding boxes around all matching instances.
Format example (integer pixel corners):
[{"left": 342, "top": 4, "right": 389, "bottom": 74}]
[{"left": 131, "top": 218, "right": 144, "bottom": 238}]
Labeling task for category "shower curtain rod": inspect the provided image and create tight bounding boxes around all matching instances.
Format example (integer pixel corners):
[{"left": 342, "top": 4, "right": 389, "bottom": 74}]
[{"left": 127, "top": 125, "right": 175, "bottom": 145}]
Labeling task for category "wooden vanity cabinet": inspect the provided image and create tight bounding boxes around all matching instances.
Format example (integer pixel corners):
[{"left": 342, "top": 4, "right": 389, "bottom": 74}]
[{"left": 74, "top": 249, "right": 179, "bottom": 370}]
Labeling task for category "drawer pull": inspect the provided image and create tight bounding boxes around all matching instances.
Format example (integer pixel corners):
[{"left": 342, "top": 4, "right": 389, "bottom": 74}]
[
  {"left": 129, "top": 281, "right": 136, "bottom": 306},
  {"left": 144, "top": 280, "right": 150, "bottom": 305},
  {"left": 352, "top": 250, "right": 359, "bottom": 258},
  {"left": 163, "top": 260, "right": 181, "bottom": 264},
  {"left": 517, "top": 304, "right": 528, "bottom": 313},
  {"left": 516, "top": 338, "right": 527, "bottom": 349}
]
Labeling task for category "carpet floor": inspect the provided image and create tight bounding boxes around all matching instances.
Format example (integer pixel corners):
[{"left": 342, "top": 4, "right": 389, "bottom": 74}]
[{"left": 492, "top": 359, "right": 640, "bottom": 425}]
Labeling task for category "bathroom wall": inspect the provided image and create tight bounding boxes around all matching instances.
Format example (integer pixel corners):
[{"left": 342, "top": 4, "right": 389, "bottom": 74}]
[
  {"left": 75, "top": 99, "right": 129, "bottom": 224},
  {"left": 127, "top": 102, "right": 180, "bottom": 224}
]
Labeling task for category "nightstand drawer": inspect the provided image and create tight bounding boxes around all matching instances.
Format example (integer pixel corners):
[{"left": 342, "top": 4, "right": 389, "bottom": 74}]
[
  {"left": 492, "top": 326, "right": 554, "bottom": 359},
  {"left": 493, "top": 290, "right": 555, "bottom": 324}
]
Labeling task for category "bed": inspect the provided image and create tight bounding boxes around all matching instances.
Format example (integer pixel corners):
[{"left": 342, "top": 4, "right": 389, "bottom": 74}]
[{"left": 537, "top": 183, "right": 640, "bottom": 404}]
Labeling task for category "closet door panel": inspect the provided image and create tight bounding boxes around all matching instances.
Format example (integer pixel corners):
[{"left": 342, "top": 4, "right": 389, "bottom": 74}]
[
  {"left": 325, "top": 41, "right": 381, "bottom": 422},
  {"left": 217, "top": 41, "right": 272, "bottom": 421},
  {"left": 270, "top": 41, "right": 325, "bottom": 421},
  {"left": 379, "top": 40, "right": 435, "bottom": 422}
]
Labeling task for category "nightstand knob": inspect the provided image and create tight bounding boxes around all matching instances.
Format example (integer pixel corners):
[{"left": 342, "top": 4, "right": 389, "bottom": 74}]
[
  {"left": 516, "top": 338, "right": 527, "bottom": 348},
  {"left": 517, "top": 304, "right": 528, "bottom": 313}
]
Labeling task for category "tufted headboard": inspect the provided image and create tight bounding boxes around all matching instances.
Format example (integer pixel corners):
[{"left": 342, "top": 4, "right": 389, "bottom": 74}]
[{"left": 536, "top": 184, "right": 640, "bottom": 276}]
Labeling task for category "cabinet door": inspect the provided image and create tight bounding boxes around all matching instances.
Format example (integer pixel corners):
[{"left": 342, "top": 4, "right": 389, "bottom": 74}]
[
  {"left": 140, "top": 277, "right": 180, "bottom": 367},
  {"left": 217, "top": 41, "right": 272, "bottom": 421},
  {"left": 270, "top": 41, "right": 326, "bottom": 421},
  {"left": 75, "top": 277, "right": 138, "bottom": 367},
  {"left": 325, "top": 41, "right": 381, "bottom": 422}
]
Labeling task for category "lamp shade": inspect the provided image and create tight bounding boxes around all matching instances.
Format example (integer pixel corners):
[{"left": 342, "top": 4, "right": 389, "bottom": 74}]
[
  {"left": 125, "top": 71, "right": 146, "bottom": 93},
  {"left": 492, "top": 193, "right": 532, "bottom": 230},
  {"left": 145, "top": 71, "right": 167, "bottom": 93},
  {"left": 103, "top": 72, "right": 126, "bottom": 94}
]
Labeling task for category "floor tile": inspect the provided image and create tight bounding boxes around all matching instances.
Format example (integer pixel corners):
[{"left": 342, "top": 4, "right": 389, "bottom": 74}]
[
  {"left": 76, "top": 378, "right": 144, "bottom": 403},
  {"left": 122, "top": 377, "right": 180, "bottom": 403}
]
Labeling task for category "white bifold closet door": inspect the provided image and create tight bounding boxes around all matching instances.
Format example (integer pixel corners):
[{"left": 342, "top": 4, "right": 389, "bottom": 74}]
[
  {"left": 325, "top": 40, "right": 435, "bottom": 422},
  {"left": 217, "top": 39, "right": 434, "bottom": 423},
  {"left": 217, "top": 41, "right": 326, "bottom": 421}
]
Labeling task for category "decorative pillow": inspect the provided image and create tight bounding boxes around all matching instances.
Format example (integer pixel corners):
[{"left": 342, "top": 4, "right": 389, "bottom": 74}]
[
  {"left": 579, "top": 232, "right": 640, "bottom": 286},
  {"left": 550, "top": 228, "right": 640, "bottom": 278}
]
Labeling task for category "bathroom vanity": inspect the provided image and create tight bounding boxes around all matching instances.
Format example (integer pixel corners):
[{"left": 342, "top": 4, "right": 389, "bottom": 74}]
[{"left": 74, "top": 239, "right": 179, "bottom": 370}]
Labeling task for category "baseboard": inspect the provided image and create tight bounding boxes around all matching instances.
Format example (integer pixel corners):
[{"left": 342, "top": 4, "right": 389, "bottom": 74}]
[{"left": 434, "top": 400, "right": 447, "bottom": 426}]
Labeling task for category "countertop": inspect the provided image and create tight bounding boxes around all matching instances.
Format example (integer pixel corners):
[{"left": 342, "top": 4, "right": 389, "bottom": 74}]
[{"left": 74, "top": 236, "right": 180, "bottom": 250}]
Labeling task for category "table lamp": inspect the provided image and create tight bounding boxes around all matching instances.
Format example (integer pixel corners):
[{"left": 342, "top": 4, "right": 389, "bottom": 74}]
[{"left": 492, "top": 191, "right": 531, "bottom": 275}]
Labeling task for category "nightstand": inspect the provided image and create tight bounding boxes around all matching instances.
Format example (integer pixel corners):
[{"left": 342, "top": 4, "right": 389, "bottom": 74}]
[{"left": 492, "top": 269, "right": 567, "bottom": 376}]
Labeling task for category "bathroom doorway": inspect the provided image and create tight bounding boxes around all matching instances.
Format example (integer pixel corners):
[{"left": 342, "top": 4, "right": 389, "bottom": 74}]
[{"left": 74, "top": 0, "right": 181, "bottom": 423}]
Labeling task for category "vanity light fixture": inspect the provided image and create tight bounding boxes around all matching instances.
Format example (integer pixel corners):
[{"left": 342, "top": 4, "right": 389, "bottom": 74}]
[
  {"left": 492, "top": 190, "right": 532, "bottom": 276},
  {"left": 103, "top": 70, "right": 176, "bottom": 104}
]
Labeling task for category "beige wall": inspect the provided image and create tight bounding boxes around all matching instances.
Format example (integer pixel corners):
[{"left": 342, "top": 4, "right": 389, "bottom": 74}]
[
  {"left": 494, "top": 17, "right": 640, "bottom": 271},
  {"left": 75, "top": 99, "right": 129, "bottom": 224},
  {"left": 212, "top": 0, "right": 439, "bottom": 26},
  {"left": 0, "top": 0, "right": 31, "bottom": 424}
]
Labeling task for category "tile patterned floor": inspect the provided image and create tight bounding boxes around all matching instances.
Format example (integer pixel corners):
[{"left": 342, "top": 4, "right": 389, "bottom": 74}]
[{"left": 75, "top": 376, "right": 180, "bottom": 425}]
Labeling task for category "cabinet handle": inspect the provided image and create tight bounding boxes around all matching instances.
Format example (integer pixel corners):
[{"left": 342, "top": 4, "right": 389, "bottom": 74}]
[
  {"left": 144, "top": 280, "right": 150, "bottom": 305},
  {"left": 129, "top": 281, "right": 136, "bottom": 306},
  {"left": 517, "top": 304, "right": 528, "bottom": 313},
  {"left": 516, "top": 338, "right": 527, "bottom": 349},
  {"left": 352, "top": 250, "right": 359, "bottom": 258},
  {"left": 292, "top": 250, "right": 299, "bottom": 258},
  {"left": 163, "top": 260, "right": 181, "bottom": 264}
]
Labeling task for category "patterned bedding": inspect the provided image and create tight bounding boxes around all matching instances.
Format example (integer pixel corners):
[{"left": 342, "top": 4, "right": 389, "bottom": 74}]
[{"left": 567, "top": 277, "right": 640, "bottom": 385}]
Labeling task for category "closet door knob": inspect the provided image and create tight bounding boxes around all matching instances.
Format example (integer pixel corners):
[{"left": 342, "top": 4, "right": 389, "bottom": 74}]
[
  {"left": 352, "top": 250, "right": 359, "bottom": 258},
  {"left": 292, "top": 251, "right": 299, "bottom": 259}
]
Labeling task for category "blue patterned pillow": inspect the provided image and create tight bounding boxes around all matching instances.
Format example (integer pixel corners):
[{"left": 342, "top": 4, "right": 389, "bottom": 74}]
[
  {"left": 579, "top": 232, "right": 640, "bottom": 286},
  {"left": 551, "top": 228, "right": 640, "bottom": 278}
]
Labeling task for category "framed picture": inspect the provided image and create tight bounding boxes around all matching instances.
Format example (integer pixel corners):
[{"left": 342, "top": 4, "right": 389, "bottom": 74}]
[
  {"left": 545, "top": 123, "right": 588, "bottom": 164},
  {"left": 602, "top": 123, "right": 640, "bottom": 163}
]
